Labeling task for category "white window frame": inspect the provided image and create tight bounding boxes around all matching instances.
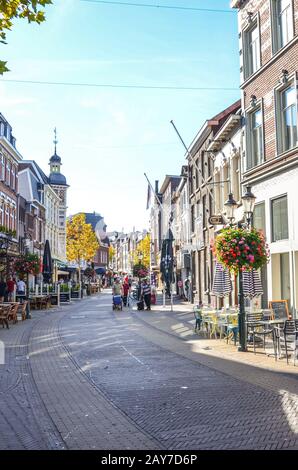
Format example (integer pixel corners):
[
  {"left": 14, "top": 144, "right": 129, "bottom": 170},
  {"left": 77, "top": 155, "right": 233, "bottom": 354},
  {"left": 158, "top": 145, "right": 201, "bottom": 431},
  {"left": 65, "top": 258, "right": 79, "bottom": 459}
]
[
  {"left": 274, "top": 73, "right": 298, "bottom": 155},
  {"left": 0, "top": 202, "right": 3, "bottom": 226},
  {"left": 270, "top": 0, "right": 294, "bottom": 54},
  {"left": 271, "top": 194, "right": 289, "bottom": 242},
  {"left": 6, "top": 161, "right": 10, "bottom": 186},
  {"left": 11, "top": 165, "right": 15, "bottom": 190},
  {"left": 243, "top": 15, "right": 261, "bottom": 80},
  {"left": 0, "top": 154, "right": 4, "bottom": 181},
  {"left": 245, "top": 99, "right": 264, "bottom": 171}
]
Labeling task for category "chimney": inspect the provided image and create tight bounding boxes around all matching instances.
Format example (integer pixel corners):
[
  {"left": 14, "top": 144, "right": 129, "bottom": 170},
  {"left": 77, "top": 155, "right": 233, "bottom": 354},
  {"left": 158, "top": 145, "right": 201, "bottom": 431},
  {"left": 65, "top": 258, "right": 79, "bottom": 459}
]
[{"left": 155, "top": 180, "right": 159, "bottom": 194}]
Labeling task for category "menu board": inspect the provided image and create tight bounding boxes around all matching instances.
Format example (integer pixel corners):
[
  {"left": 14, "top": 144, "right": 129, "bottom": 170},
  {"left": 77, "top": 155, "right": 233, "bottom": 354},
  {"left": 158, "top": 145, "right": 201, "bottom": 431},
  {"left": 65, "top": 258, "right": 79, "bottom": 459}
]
[
  {"left": 269, "top": 300, "right": 289, "bottom": 320},
  {"left": 50, "top": 294, "right": 59, "bottom": 306},
  {"left": 60, "top": 292, "right": 71, "bottom": 303},
  {"left": 71, "top": 291, "right": 80, "bottom": 299}
]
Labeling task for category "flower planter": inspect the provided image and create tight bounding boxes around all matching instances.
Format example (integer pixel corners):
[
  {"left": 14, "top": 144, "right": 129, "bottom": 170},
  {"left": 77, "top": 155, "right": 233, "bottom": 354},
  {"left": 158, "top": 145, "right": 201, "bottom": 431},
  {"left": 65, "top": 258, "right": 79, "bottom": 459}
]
[{"left": 213, "top": 227, "right": 270, "bottom": 273}]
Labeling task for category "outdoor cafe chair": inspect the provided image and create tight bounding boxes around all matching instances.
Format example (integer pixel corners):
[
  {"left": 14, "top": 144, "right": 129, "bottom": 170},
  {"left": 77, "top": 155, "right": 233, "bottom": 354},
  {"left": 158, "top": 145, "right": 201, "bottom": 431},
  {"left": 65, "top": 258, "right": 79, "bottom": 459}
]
[
  {"left": 275, "top": 320, "right": 298, "bottom": 365},
  {"left": 226, "top": 313, "right": 239, "bottom": 345},
  {"left": 8, "top": 303, "right": 19, "bottom": 324},
  {"left": 20, "top": 301, "right": 28, "bottom": 321},
  {"left": 246, "top": 312, "right": 274, "bottom": 354},
  {"left": 0, "top": 305, "right": 11, "bottom": 329}
]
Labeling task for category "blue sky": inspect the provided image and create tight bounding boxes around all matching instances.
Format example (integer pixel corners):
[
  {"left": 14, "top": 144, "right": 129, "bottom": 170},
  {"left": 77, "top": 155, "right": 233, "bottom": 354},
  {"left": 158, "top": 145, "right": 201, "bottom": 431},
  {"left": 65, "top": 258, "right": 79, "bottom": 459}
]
[{"left": 0, "top": 0, "right": 240, "bottom": 232}]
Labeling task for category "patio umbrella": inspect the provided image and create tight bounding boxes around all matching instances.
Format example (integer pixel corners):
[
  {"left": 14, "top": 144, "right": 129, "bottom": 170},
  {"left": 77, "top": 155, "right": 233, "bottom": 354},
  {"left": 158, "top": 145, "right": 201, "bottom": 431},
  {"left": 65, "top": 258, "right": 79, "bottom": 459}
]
[
  {"left": 242, "top": 269, "right": 263, "bottom": 298},
  {"left": 160, "top": 228, "right": 174, "bottom": 295},
  {"left": 212, "top": 261, "right": 232, "bottom": 298},
  {"left": 42, "top": 239, "right": 53, "bottom": 284}
]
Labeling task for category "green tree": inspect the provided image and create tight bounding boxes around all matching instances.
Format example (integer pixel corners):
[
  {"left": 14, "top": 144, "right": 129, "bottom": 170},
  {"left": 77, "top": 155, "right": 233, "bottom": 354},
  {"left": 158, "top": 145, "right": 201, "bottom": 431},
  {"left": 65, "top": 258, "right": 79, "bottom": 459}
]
[{"left": 0, "top": 0, "right": 52, "bottom": 74}]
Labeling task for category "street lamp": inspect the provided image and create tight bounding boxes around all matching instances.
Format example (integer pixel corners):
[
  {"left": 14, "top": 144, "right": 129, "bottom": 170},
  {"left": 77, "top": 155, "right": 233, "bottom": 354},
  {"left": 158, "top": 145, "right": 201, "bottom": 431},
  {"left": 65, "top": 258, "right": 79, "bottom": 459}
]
[
  {"left": 237, "top": 185, "right": 256, "bottom": 352},
  {"left": 224, "top": 193, "right": 238, "bottom": 224},
  {"left": 242, "top": 186, "right": 256, "bottom": 227}
]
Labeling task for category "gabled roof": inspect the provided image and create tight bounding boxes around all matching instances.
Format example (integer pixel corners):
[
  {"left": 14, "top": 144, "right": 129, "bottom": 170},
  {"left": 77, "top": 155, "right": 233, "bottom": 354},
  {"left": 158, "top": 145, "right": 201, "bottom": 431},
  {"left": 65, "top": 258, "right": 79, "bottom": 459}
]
[
  {"left": 84, "top": 212, "right": 103, "bottom": 230},
  {"left": 19, "top": 160, "right": 49, "bottom": 184},
  {"left": 159, "top": 175, "right": 181, "bottom": 195},
  {"left": 187, "top": 99, "right": 241, "bottom": 157}
]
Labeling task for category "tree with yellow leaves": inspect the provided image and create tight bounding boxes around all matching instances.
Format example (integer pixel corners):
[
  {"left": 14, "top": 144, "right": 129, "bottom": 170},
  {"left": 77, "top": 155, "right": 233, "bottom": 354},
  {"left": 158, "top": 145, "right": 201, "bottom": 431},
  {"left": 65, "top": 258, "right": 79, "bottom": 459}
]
[
  {"left": 66, "top": 213, "right": 99, "bottom": 280},
  {"left": 109, "top": 245, "right": 116, "bottom": 264},
  {"left": 133, "top": 233, "right": 150, "bottom": 268}
]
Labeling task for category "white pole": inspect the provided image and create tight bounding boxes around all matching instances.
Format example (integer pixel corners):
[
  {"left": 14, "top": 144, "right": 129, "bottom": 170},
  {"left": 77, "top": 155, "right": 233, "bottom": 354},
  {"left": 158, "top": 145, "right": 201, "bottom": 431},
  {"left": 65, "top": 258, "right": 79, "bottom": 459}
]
[{"left": 163, "top": 282, "right": 166, "bottom": 308}]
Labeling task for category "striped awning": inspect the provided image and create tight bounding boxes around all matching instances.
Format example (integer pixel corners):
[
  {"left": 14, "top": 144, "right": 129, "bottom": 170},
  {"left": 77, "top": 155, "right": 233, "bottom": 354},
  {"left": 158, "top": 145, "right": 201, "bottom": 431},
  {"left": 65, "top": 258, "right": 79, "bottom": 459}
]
[
  {"left": 212, "top": 262, "right": 232, "bottom": 298},
  {"left": 243, "top": 269, "right": 263, "bottom": 298}
]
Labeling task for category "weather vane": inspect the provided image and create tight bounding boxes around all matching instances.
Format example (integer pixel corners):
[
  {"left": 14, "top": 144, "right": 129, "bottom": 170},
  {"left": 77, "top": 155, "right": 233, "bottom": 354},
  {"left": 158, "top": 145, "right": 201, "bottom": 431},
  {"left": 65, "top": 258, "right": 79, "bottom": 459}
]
[{"left": 53, "top": 127, "right": 58, "bottom": 153}]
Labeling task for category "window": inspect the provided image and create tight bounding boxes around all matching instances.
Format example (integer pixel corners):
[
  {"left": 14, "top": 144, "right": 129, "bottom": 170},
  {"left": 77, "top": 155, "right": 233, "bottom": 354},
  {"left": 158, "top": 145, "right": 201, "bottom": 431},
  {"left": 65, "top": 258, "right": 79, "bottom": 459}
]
[
  {"left": 0, "top": 202, "right": 3, "bottom": 225},
  {"left": 202, "top": 195, "right": 207, "bottom": 228},
  {"left": 11, "top": 165, "right": 15, "bottom": 190},
  {"left": 248, "top": 108, "right": 263, "bottom": 169},
  {"left": 191, "top": 205, "right": 195, "bottom": 233},
  {"left": 280, "top": 85, "right": 297, "bottom": 151},
  {"left": 6, "top": 161, "right": 10, "bottom": 185},
  {"left": 272, "top": 0, "right": 293, "bottom": 52},
  {"left": 244, "top": 22, "right": 260, "bottom": 79},
  {"left": 271, "top": 195, "right": 288, "bottom": 241},
  {"left": 0, "top": 154, "right": 4, "bottom": 181},
  {"left": 253, "top": 202, "right": 266, "bottom": 235}
]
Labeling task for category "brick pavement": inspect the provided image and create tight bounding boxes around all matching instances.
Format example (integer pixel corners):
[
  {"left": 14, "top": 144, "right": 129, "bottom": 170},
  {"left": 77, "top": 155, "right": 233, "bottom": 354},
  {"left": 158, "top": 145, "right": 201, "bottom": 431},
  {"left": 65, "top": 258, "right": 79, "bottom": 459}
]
[
  {"left": 59, "top": 292, "right": 298, "bottom": 450},
  {"left": 1, "top": 292, "right": 297, "bottom": 450}
]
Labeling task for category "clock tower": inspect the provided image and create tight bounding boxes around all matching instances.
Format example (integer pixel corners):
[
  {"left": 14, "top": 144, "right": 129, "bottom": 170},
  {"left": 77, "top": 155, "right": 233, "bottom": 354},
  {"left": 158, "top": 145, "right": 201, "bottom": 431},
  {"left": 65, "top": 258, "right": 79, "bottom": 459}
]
[{"left": 48, "top": 129, "right": 69, "bottom": 261}]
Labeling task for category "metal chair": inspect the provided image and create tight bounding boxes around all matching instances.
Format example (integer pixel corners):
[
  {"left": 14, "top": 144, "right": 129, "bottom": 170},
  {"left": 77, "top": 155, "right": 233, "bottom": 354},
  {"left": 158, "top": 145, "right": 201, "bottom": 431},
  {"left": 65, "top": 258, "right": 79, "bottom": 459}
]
[
  {"left": 275, "top": 320, "right": 298, "bottom": 365},
  {"left": 246, "top": 312, "right": 274, "bottom": 354},
  {"left": 226, "top": 314, "right": 239, "bottom": 345}
]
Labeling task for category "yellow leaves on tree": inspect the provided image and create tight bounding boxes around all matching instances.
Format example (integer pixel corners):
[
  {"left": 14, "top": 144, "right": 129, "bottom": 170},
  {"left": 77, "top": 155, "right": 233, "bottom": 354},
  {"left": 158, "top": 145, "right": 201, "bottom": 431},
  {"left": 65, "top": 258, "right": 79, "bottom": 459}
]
[
  {"left": 133, "top": 234, "right": 150, "bottom": 268},
  {"left": 66, "top": 213, "right": 99, "bottom": 265},
  {"left": 109, "top": 245, "right": 115, "bottom": 263}
]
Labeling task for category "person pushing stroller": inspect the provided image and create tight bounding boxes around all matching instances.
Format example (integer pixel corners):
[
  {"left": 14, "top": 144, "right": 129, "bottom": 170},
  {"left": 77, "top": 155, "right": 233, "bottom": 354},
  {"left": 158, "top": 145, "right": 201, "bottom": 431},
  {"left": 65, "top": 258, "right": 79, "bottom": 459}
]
[{"left": 112, "top": 278, "right": 123, "bottom": 310}]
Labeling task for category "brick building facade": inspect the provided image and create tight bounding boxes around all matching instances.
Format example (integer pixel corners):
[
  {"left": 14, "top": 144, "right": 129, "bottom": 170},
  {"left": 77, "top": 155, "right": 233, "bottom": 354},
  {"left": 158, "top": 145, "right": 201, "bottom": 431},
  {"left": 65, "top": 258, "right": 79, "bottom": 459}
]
[
  {"left": 188, "top": 101, "right": 241, "bottom": 305},
  {"left": 232, "top": 0, "right": 298, "bottom": 314}
]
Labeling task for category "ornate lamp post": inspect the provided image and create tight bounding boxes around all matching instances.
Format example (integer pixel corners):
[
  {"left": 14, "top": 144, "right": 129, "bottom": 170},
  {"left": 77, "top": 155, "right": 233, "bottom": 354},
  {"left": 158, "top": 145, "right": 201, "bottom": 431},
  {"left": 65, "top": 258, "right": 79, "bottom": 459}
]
[
  {"left": 224, "top": 193, "right": 238, "bottom": 225},
  {"left": 242, "top": 186, "right": 256, "bottom": 228},
  {"left": 224, "top": 186, "right": 256, "bottom": 352}
]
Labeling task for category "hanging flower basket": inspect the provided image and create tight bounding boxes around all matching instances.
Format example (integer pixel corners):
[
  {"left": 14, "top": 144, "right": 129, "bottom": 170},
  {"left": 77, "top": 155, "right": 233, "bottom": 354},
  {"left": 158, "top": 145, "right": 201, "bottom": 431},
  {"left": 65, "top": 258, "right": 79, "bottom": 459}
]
[
  {"left": 133, "top": 264, "right": 149, "bottom": 279},
  {"left": 14, "top": 253, "right": 40, "bottom": 276},
  {"left": 213, "top": 227, "right": 270, "bottom": 274}
]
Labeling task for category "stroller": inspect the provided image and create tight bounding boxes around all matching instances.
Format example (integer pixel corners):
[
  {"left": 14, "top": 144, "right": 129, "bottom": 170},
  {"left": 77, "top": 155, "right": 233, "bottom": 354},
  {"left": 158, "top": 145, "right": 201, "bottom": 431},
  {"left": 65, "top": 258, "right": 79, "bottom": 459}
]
[{"left": 112, "top": 295, "right": 123, "bottom": 311}]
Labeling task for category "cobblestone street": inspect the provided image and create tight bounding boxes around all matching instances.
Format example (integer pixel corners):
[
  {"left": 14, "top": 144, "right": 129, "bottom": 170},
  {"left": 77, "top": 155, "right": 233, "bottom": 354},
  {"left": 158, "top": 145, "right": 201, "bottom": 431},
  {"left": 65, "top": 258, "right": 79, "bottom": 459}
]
[{"left": 0, "top": 291, "right": 298, "bottom": 450}]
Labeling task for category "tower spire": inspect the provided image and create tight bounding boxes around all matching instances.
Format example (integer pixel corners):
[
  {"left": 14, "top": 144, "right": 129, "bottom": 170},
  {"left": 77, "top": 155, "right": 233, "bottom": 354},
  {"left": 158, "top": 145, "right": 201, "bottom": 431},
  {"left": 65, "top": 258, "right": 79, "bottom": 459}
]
[{"left": 53, "top": 127, "right": 58, "bottom": 154}]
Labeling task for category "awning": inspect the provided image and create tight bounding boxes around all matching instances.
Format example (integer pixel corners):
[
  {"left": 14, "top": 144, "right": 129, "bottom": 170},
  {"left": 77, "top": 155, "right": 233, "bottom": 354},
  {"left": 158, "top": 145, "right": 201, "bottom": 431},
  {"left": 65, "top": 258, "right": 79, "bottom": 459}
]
[{"left": 95, "top": 267, "right": 106, "bottom": 275}]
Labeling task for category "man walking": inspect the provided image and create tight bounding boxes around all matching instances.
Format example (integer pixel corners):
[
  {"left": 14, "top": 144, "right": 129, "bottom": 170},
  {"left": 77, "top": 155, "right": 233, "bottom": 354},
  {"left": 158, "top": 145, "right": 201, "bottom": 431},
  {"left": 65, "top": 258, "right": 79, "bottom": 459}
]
[{"left": 141, "top": 278, "right": 151, "bottom": 311}]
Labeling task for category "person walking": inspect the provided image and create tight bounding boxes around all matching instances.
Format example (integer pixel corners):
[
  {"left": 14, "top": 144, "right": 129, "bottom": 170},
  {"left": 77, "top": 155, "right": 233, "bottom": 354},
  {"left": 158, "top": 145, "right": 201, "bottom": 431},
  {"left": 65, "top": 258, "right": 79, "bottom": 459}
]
[
  {"left": 112, "top": 278, "right": 122, "bottom": 296},
  {"left": 17, "top": 278, "right": 26, "bottom": 296},
  {"left": 122, "top": 279, "right": 130, "bottom": 307},
  {"left": 184, "top": 278, "right": 190, "bottom": 302},
  {"left": 6, "top": 277, "right": 16, "bottom": 302},
  {"left": 141, "top": 278, "right": 151, "bottom": 311},
  {"left": 0, "top": 277, "right": 7, "bottom": 302}
]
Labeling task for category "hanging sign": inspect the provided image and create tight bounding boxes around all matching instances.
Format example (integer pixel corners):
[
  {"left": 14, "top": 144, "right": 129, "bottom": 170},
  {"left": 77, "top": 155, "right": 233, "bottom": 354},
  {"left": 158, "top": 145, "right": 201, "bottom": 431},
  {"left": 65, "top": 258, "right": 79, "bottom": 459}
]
[{"left": 209, "top": 215, "right": 224, "bottom": 225}]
